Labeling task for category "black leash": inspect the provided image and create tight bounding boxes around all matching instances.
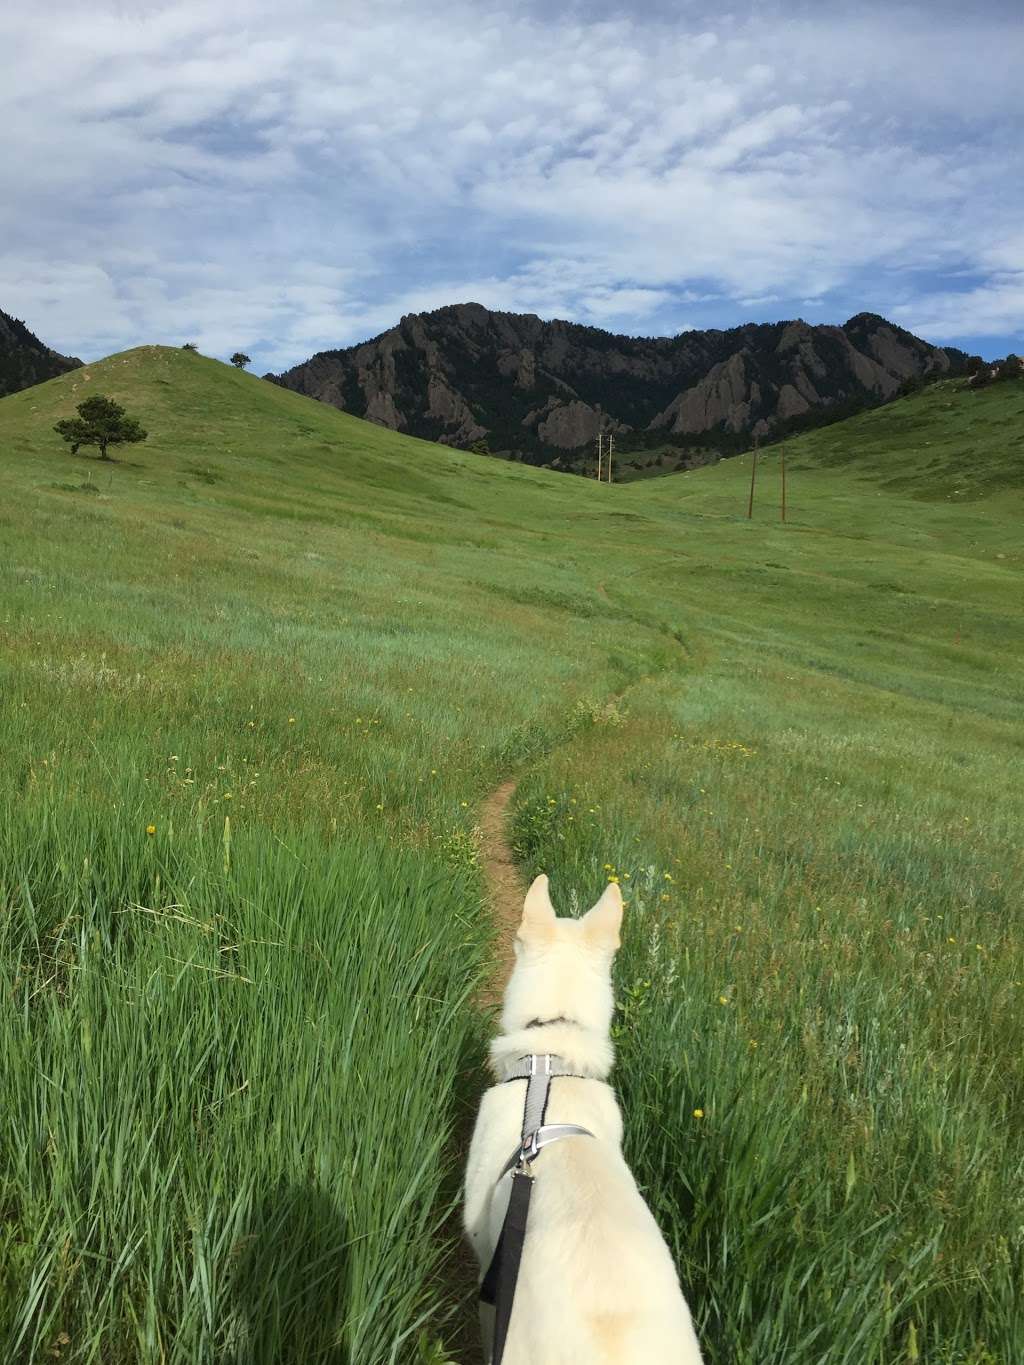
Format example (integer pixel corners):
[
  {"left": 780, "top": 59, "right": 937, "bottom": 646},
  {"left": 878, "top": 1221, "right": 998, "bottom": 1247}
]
[
  {"left": 479, "top": 1166, "right": 534, "bottom": 1363},
  {"left": 478, "top": 1054, "right": 594, "bottom": 1365}
]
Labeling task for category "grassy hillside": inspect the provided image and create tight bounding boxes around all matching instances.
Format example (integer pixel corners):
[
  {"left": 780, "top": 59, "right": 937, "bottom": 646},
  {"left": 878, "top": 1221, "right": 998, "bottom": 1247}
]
[
  {"left": 1, "top": 349, "right": 1022, "bottom": 1364},
  {"left": 643, "top": 375, "right": 1024, "bottom": 516}
]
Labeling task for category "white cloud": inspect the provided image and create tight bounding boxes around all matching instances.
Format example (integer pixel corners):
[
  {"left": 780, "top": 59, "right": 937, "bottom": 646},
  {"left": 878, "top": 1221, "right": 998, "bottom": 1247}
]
[
  {"left": 0, "top": 0, "right": 1021, "bottom": 367},
  {"left": 893, "top": 276, "right": 1024, "bottom": 343}
]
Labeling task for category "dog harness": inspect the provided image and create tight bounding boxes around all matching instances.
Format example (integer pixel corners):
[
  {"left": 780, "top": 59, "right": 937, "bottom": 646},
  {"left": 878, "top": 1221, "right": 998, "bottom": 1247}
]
[{"left": 479, "top": 1052, "right": 595, "bottom": 1364}]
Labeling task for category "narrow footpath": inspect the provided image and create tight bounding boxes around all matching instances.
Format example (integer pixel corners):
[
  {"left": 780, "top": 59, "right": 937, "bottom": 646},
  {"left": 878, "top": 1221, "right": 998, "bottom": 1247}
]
[{"left": 476, "top": 778, "right": 524, "bottom": 1011}]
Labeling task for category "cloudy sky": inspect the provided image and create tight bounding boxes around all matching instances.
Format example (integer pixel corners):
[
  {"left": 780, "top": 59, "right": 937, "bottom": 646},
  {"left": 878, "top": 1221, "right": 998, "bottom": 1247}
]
[{"left": 1, "top": 0, "right": 1021, "bottom": 372}]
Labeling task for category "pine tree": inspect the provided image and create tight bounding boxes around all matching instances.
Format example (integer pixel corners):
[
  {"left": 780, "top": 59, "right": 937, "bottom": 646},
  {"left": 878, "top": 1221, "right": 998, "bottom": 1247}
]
[{"left": 54, "top": 395, "right": 147, "bottom": 461}]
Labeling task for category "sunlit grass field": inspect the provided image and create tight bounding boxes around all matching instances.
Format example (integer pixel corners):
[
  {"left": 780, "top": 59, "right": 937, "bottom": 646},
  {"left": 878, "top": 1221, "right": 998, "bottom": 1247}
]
[{"left": 2, "top": 348, "right": 1022, "bottom": 1363}]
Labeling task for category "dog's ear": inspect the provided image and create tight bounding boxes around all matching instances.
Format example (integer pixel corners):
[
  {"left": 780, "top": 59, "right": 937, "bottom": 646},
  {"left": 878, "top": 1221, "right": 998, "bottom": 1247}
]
[
  {"left": 519, "top": 873, "right": 557, "bottom": 939},
  {"left": 582, "top": 881, "right": 623, "bottom": 950}
]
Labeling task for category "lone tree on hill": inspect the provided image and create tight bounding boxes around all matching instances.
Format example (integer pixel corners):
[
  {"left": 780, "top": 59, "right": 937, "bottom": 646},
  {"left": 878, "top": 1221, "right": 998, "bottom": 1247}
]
[
  {"left": 54, "top": 395, "right": 147, "bottom": 461},
  {"left": 230, "top": 352, "right": 251, "bottom": 369},
  {"left": 182, "top": 341, "right": 198, "bottom": 352}
]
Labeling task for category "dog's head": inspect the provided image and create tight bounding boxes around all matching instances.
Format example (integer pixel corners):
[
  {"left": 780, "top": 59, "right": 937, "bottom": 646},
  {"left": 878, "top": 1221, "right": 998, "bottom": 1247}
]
[{"left": 500, "top": 874, "right": 623, "bottom": 1037}]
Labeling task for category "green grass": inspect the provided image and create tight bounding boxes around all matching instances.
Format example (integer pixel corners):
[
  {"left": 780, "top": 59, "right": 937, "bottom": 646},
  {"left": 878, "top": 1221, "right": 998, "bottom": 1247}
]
[{"left": 1, "top": 349, "right": 1022, "bottom": 1362}]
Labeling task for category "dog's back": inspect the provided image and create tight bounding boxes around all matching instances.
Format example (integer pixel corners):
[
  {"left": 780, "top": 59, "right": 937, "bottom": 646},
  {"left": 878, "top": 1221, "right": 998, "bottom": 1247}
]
[
  {"left": 465, "top": 1075, "right": 702, "bottom": 1364},
  {"left": 464, "top": 876, "right": 704, "bottom": 1364}
]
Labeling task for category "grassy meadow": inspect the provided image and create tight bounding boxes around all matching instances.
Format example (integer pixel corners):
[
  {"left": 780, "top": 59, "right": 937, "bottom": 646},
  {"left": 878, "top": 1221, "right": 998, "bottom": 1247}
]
[{"left": 1, "top": 348, "right": 1022, "bottom": 1362}]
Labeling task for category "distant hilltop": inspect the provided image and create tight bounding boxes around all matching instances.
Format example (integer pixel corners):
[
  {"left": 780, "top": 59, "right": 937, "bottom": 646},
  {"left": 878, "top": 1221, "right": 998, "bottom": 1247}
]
[
  {"left": 270, "top": 304, "right": 968, "bottom": 471},
  {"left": 0, "top": 309, "right": 81, "bottom": 399}
]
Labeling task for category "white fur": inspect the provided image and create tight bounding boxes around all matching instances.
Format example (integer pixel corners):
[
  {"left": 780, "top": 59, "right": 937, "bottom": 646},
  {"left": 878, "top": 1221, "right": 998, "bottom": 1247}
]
[{"left": 464, "top": 875, "right": 704, "bottom": 1364}]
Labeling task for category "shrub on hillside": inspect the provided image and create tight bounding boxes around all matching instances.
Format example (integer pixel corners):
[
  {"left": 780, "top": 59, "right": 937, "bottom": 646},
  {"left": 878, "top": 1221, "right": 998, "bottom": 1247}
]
[{"left": 54, "top": 395, "right": 147, "bottom": 461}]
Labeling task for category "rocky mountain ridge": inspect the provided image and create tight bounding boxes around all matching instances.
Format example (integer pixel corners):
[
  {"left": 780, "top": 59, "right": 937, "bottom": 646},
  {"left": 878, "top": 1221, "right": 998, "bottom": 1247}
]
[
  {"left": 0, "top": 309, "right": 82, "bottom": 398},
  {"left": 271, "top": 304, "right": 966, "bottom": 471}
]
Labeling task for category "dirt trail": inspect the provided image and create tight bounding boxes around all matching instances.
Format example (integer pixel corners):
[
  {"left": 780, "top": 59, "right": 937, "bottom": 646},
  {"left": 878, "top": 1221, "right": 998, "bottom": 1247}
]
[
  {"left": 438, "top": 778, "right": 524, "bottom": 1363},
  {"left": 476, "top": 778, "right": 524, "bottom": 1012}
]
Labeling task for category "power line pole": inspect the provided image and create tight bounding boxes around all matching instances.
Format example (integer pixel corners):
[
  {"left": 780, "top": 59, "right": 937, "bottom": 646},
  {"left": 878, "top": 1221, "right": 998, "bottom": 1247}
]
[
  {"left": 595, "top": 432, "right": 604, "bottom": 481},
  {"left": 747, "top": 432, "right": 759, "bottom": 519},
  {"left": 606, "top": 433, "right": 614, "bottom": 484}
]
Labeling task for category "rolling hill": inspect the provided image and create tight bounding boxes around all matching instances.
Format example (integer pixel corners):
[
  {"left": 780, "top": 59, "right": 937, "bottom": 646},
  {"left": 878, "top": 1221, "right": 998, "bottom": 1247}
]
[{"left": 1, "top": 347, "right": 1021, "bottom": 1364}]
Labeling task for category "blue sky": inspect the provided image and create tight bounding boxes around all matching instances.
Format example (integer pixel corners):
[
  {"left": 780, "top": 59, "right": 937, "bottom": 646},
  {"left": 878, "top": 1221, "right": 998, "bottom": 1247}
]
[{"left": 1, "top": 0, "right": 1021, "bottom": 372}]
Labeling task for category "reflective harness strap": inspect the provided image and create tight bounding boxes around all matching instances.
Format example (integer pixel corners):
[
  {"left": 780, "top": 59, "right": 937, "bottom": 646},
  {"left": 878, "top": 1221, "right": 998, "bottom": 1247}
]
[{"left": 479, "top": 1055, "right": 595, "bottom": 1364}]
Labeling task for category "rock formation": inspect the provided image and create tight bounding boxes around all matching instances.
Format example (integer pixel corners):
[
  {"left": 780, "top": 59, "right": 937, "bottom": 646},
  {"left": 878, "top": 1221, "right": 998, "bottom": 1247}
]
[{"left": 270, "top": 304, "right": 966, "bottom": 469}]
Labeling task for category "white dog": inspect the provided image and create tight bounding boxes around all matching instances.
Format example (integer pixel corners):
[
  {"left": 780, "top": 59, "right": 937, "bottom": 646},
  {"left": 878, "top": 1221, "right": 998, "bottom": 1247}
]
[{"left": 464, "top": 874, "right": 704, "bottom": 1364}]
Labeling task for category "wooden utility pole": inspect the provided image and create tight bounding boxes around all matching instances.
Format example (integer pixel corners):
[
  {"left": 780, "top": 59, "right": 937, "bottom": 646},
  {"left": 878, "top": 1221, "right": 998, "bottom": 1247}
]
[
  {"left": 596, "top": 432, "right": 604, "bottom": 481},
  {"left": 606, "top": 433, "right": 614, "bottom": 484},
  {"left": 780, "top": 444, "right": 787, "bottom": 522},
  {"left": 747, "top": 433, "right": 760, "bottom": 518}
]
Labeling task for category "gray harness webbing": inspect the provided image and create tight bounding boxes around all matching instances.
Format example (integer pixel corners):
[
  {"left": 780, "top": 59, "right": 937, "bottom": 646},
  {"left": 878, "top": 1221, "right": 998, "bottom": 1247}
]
[
  {"left": 497, "top": 1052, "right": 595, "bottom": 1177},
  {"left": 480, "top": 1054, "right": 595, "bottom": 1364}
]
